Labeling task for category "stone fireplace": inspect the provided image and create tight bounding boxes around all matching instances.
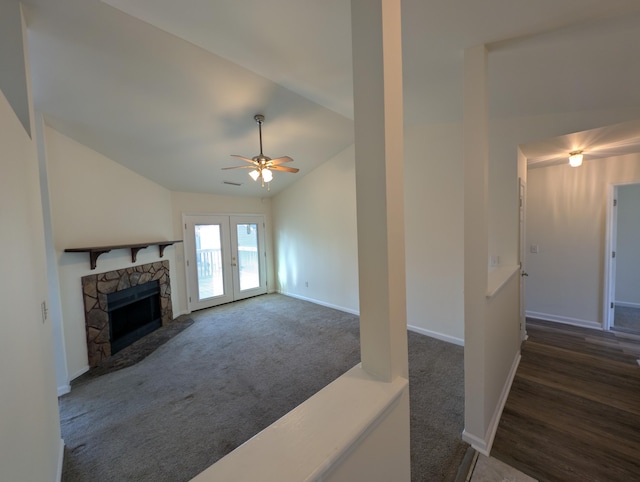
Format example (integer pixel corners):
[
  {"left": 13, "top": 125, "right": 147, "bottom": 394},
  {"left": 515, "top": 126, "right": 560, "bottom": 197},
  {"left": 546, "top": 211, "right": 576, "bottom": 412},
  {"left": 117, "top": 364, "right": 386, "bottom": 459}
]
[{"left": 82, "top": 261, "right": 173, "bottom": 367}]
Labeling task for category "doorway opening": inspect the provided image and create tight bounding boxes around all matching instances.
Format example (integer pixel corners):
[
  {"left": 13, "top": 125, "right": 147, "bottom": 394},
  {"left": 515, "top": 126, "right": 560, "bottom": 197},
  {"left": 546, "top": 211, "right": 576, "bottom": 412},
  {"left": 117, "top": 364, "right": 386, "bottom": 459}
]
[
  {"left": 605, "top": 182, "right": 640, "bottom": 334},
  {"left": 184, "top": 214, "right": 267, "bottom": 311}
]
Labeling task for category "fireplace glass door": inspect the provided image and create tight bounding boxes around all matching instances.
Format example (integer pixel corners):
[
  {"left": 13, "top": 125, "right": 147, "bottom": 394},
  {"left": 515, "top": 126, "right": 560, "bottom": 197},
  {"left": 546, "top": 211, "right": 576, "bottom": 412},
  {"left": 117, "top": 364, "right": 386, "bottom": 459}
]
[{"left": 184, "top": 214, "right": 267, "bottom": 311}]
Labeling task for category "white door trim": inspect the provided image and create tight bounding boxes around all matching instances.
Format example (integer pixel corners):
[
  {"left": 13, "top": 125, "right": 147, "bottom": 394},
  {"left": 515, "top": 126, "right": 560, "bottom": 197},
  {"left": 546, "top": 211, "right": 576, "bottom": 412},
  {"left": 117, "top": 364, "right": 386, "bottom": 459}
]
[
  {"left": 604, "top": 180, "right": 640, "bottom": 331},
  {"left": 183, "top": 213, "right": 267, "bottom": 312}
]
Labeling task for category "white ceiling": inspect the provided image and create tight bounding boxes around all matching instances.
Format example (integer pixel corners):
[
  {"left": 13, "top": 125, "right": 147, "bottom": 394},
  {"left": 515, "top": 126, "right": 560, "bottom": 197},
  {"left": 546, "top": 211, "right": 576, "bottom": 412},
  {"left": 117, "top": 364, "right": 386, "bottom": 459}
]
[{"left": 22, "top": 0, "right": 640, "bottom": 196}]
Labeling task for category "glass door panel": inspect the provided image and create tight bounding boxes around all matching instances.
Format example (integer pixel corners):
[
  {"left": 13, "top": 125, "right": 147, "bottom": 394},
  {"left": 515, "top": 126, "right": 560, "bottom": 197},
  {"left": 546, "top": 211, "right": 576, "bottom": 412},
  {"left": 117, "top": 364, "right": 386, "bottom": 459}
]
[
  {"left": 185, "top": 215, "right": 233, "bottom": 311},
  {"left": 230, "top": 215, "right": 267, "bottom": 301},
  {"left": 195, "top": 224, "right": 224, "bottom": 299},
  {"left": 236, "top": 223, "right": 260, "bottom": 291}
]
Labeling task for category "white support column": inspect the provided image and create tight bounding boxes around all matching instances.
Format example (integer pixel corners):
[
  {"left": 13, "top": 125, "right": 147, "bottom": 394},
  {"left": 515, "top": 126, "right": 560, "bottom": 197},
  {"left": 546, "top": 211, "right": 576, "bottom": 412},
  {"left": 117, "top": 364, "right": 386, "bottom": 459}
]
[
  {"left": 463, "top": 44, "right": 490, "bottom": 445},
  {"left": 351, "top": 0, "right": 408, "bottom": 382}
]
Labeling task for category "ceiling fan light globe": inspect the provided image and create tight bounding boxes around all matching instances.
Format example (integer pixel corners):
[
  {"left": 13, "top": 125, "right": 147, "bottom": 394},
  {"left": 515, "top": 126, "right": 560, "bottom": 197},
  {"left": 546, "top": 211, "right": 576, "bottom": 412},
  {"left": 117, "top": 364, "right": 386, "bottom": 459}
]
[
  {"left": 569, "top": 153, "right": 583, "bottom": 167},
  {"left": 262, "top": 169, "right": 273, "bottom": 182},
  {"left": 249, "top": 169, "right": 260, "bottom": 181}
]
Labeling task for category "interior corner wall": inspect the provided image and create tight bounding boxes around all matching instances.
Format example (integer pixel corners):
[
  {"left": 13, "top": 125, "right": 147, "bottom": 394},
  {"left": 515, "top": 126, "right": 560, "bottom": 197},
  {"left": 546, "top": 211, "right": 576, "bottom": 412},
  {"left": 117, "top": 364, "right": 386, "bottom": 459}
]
[
  {"left": 488, "top": 138, "right": 519, "bottom": 268},
  {"left": 170, "top": 191, "right": 274, "bottom": 315},
  {"left": 272, "top": 125, "right": 467, "bottom": 343},
  {"left": 271, "top": 144, "right": 359, "bottom": 314},
  {"left": 615, "top": 183, "right": 640, "bottom": 305},
  {"left": 45, "top": 126, "right": 176, "bottom": 380},
  {"left": 0, "top": 0, "right": 31, "bottom": 136},
  {"left": 0, "top": 67, "right": 61, "bottom": 482},
  {"left": 526, "top": 153, "right": 640, "bottom": 327},
  {"left": 404, "top": 123, "right": 464, "bottom": 343}
]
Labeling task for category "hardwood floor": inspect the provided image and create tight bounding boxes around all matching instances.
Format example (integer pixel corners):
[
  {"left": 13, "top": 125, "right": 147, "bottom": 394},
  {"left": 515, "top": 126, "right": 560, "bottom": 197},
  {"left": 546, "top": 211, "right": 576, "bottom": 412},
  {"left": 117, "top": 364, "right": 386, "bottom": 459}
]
[{"left": 491, "top": 319, "right": 640, "bottom": 482}]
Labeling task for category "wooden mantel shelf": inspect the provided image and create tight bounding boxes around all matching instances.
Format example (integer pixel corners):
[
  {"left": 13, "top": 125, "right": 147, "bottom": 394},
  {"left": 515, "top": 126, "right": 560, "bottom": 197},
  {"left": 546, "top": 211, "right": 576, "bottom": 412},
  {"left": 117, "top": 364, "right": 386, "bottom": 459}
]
[{"left": 65, "top": 240, "right": 183, "bottom": 270}]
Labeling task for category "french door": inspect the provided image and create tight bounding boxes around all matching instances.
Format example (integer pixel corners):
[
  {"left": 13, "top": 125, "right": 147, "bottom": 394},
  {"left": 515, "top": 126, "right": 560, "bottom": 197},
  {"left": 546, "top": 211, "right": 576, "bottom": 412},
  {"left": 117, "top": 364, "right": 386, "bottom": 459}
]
[{"left": 184, "top": 214, "right": 267, "bottom": 311}]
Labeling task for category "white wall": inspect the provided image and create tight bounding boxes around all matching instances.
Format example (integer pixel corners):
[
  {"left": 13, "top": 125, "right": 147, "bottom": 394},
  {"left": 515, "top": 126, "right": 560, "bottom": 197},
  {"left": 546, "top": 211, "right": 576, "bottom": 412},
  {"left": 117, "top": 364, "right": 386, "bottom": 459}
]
[
  {"left": 489, "top": 135, "right": 519, "bottom": 269},
  {"left": 0, "top": 0, "right": 30, "bottom": 135},
  {"left": 404, "top": 123, "right": 464, "bottom": 343},
  {"left": 45, "top": 127, "right": 177, "bottom": 380},
  {"left": 462, "top": 45, "right": 522, "bottom": 455},
  {"left": 488, "top": 108, "right": 640, "bottom": 271},
  {"left": 615, "top": 183, "right": 640, "bottom": 306},
  {"left": 526, "top": 153, "right": 640, "bottom": 327},
  {"left": 0, "top": 7, "right": 62, "bottom": 480},
  {"left": 171, "top": 191, "right": 274, "bottom": 315},
  {"left": 272, "top": 145, "right": 359, "bottom": 314},
  {"left": 272, "top": 124, "right": 467, "bottom": 344}
]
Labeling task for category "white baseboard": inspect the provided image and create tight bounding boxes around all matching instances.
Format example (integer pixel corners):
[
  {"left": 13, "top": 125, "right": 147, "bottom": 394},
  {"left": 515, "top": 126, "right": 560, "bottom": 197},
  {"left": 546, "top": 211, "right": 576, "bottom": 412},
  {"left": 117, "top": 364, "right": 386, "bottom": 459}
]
[
  {"left": 461, "top": 430, "right": 489, "bottom": 456},
  {"left": 462, "top": 351, "right": 521, "bottom": 456},
  {"left": 69, "top": 365, "right": 89, "bottom": 382},
  {"left": 407, "top": 324, "right": 464, "bottom": 346},
  {"left": 57, "top": 438, "right": 65, "bottom": 482},
  {"left": 57, "top": 384, "right": 71, "bottom": 397},
  {"left": 526, "top": 311, "right": 603, "bottom": 330},
  {"left": 615, "top": 301, "right": 640, "bottom": 309},
  {"left": 278, "top": 291, "right": 360, "bottom": 316}
]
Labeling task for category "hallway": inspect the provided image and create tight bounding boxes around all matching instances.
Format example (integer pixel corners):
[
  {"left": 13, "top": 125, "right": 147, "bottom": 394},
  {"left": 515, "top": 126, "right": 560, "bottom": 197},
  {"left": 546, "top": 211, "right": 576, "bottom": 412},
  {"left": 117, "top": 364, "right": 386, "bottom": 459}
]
[{"left": 491, "top": 319, "right": 640, "bottom": 481}]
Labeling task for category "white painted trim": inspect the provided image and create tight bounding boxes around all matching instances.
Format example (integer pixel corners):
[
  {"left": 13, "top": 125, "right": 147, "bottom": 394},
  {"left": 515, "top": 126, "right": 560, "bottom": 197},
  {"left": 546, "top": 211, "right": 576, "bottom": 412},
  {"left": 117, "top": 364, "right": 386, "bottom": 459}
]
[
  {"left": 526, "top": 311, "right": 603, "bottom": 330},
  {"left": 603, "top": 179, "right": 640, "bottom": 330},
  {"left": 407, "top": 324, "right": 464, "bottom": 346},
  {"left": 57, "top": 384, "right": 71, "bottom": 397},
  {"left": 69, "top": 365, "right": 89, "bottom": 382},
  {"left": 461, "top": 430, "right": 489, "bottom": 456},
  {"left": 462, "top": 352, "right": 521, "bottom": 456},
  {"left": 56, "top": 439, "right": 65, "bottom": 482},
  {"left": 278, "top": 291, "right": 360, "bottom": 316},
  {"left": 603, "top": 184, "right": 617, "bottom": 330},
  {"left": 484, "top": 352, "right": 521, "bottom": 455},
  {"left": 615, "top": 301, "right": 640, "bottom": 309}
]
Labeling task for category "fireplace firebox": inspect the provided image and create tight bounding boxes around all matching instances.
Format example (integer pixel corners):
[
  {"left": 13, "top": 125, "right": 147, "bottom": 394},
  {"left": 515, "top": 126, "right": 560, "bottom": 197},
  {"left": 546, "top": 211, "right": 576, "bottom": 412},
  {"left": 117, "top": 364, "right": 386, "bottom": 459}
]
[
  {"left": 82, "top": 261, "right": 173, "bottom": 367},
  {"left": 108, "top": 280, "right": 161, "bottom": 354}
]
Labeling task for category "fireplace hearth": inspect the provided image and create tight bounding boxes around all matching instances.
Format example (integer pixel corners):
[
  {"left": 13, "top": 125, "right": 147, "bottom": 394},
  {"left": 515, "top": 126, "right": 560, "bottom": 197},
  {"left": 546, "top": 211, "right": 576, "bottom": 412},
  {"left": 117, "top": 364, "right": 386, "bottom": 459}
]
[{"left": 82, "top": 261, "right": 173, "bottom": 367}]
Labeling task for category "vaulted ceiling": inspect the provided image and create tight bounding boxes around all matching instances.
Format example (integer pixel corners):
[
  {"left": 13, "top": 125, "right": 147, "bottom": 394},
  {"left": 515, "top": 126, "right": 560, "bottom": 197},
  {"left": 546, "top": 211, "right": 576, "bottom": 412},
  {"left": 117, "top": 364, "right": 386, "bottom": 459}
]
[{"left": 22, "top": 0, "right": 640, "bottom": 195}]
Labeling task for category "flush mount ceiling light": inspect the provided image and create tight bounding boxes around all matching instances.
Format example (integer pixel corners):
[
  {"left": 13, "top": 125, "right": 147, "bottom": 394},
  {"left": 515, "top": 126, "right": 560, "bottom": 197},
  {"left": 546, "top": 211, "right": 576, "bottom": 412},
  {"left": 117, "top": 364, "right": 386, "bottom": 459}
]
[
  {"left": 569, "top": 150, "right": 583, "bottom": 167},
  {"left": 222, "top": 114, "right": 299, "bottom": 190}
]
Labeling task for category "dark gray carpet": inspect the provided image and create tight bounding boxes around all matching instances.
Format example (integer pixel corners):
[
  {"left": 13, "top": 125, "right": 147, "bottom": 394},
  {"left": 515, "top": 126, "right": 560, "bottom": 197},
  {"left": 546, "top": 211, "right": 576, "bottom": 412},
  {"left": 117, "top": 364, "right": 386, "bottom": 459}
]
[
  {"left": 614, "top": 305, "right": 640, "bottom": 333},
  {"left": 60, "top": 293, "right": 466, "bottom": 481}
]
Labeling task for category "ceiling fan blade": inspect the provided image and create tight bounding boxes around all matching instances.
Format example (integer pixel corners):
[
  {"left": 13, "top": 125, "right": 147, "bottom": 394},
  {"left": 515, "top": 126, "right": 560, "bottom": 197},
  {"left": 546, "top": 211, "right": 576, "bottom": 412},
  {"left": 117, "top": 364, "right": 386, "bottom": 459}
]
[
  {"left": 231, "top": 155, "right": 257, "bottom": 164},
  {"left": 269, "top": 165, "right": 299, "bottom": 173},
  {"left": 221, "top": 165, "right": 255, "bottom": 170},
  {"left": 268, "top": 156, "right": 294, "bottom": 165}
]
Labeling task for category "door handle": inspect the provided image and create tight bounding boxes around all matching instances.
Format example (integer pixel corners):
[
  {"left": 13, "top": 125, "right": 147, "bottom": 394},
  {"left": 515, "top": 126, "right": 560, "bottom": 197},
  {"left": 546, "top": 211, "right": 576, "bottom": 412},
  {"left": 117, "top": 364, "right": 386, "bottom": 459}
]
[{"left": 521, "top": 272, "right": 529, "bottom": 277}]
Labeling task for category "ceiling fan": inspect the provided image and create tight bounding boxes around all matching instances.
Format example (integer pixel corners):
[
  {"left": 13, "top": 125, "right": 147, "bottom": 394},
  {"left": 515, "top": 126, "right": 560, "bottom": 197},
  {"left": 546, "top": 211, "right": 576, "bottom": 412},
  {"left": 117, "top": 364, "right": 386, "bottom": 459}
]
[{"left": 222, "top": 114, "right": 299, "bottom": 190}]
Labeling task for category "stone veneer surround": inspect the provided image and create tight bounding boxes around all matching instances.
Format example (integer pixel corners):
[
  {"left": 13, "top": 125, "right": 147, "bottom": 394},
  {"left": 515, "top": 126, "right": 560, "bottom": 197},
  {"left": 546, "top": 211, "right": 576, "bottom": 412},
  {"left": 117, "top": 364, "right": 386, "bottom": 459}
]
[{"left": 82, "top": 260, "right": 173, "bottom": 367}]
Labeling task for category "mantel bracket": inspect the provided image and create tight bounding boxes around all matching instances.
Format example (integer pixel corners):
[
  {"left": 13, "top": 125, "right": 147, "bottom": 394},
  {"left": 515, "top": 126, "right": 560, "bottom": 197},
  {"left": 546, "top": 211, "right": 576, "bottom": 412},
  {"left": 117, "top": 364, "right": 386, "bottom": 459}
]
[
  {"left": 89, "top": 250, "right": 112, "bottom": 270},
  {"left": 65, "top": 240, "right": 183, "bottom": 270}
]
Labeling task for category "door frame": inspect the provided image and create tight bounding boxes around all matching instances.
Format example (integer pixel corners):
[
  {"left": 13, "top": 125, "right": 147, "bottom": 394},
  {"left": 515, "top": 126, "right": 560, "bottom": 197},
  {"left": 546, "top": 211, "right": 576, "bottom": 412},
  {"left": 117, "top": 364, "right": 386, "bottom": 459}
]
[
  {"left": 519, "top": 177, "right": 528, "bottom": 341},
  {"left": 183, "top": 213, "right": 268, "bottom": 312},
  {"left": 603, "top": 180, "right": 640, "bottom": 330}
]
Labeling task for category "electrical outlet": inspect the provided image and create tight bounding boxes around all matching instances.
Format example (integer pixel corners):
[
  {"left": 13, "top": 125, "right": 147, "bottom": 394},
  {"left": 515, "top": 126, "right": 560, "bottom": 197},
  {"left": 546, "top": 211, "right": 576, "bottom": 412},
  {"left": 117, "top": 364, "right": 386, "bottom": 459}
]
[
  {"left": 305, "top": 281, "right": 309, "bottom": 288},
  {"left": 530, "top": 244, "right": 539, "bottom": 254}
]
